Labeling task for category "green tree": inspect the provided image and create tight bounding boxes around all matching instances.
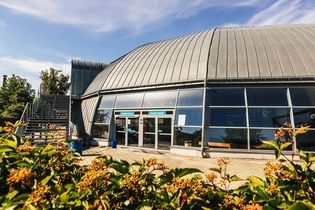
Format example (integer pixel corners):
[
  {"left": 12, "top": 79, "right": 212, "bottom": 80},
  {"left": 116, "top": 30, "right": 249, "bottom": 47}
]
[
  {"left": 0, "top": 75, "right": 35, "bottom": 118},
  {"left": 39, "top": 68, "right": 70, "bottom": 95}
]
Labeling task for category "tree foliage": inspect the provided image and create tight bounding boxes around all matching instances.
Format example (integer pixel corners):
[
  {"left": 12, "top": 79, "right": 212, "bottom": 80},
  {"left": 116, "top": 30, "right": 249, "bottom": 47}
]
[
  {"left": 0, "top": 75, "right": 35, "bottom": 118},
  {"left": 39, "top": 68, "right": 70, "bottom": 95}
]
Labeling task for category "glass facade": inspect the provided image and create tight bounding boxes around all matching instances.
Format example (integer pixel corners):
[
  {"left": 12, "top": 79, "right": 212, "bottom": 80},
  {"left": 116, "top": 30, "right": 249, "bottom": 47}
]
[
  {"left": 209, "top": 108, "right": 246, "bottom": 127},
  {"left": 207, "top": 128, "right": 248, "bottom": 149},
  {"left": 91, "top": 86, "right": 315, "bottom": 152},
  {"left": 143, "top": 91, "right": 177, "bottom": 107}
]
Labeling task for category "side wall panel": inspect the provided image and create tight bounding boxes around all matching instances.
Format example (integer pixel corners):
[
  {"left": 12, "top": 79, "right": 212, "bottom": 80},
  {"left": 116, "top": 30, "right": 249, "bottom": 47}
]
[{"left": 81, "top": 97, "right": 99, "bottom": 135}]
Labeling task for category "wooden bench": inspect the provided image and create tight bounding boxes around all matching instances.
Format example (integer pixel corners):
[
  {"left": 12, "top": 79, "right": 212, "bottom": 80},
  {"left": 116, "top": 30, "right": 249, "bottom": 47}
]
[{"left": 207, "top": 142, "right": 231, "bottom": 149}]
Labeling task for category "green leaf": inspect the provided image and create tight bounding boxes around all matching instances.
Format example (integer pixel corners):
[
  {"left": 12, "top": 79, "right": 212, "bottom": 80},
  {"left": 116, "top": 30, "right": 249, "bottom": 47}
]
[
  {"left": 288, "top": 200, "right": 315, "bottom": 210},
  {"left": 230, "top": 175, "right": 242, "bottom": 182},
  {"left": 109, "top": 163, "right": 130, "bottom": 174},
  {"left": 248, "top": 176, "right": 265, "bottom": 187},
  {"left": 0, "top": 145, "right": 15, "bottom": 153},
  {"left": 2, "top": 140, "right": 17, "bottom": 150},
  {"left": 6, "top": 190, "right": 19, "bottom": 200},
  {"left": 172, "top": 168, "right": 202, "bottom": 178},
  {"left": 209, "top": 167, "right": 221, "bottom": 173},
  {"left": 255, "top": 187, "right": 271, "bottom": 202},
  {"left": 257, "top": 141, "right": 280, "bottom": 151},
  {"left": 41, "top": 144, "right": 55, "bottom": 157},
  {"left": 41, "top": 175, "right": 53, "bottom": 185},
  {"left": 280, "top": 142, "right": 292, "bottom": 151},
  {"left": 60, "top": 191, "right": 69, "bottom": 203}
]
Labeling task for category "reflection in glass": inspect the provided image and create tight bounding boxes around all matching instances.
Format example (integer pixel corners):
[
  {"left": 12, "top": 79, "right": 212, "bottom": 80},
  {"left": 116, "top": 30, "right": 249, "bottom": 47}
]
[
  {"left": 247, "top": 88, "right": 287, "bottom": 106},
  {"left": 143, "top": 118, "right": 155, "bottom": 149},
  {"left": 143, "top": 91, "right": 177, "bottom": 107},
  {"left": 293, "top": 108, "right": 315, "bottom": 128},
  {"left": 114, "top": 93, "right": 143, "bottom": 108},
  {"left": 249, "top": 129, "right": 277, "bottom": 149},
  {"left": 115, "top": 118, "right": 126, "bottom": 145},
  {"left": 158, "top": 118, "right": 172, "bottom": 150},
  {"left": 94, "top": 109, "right": 112, "bottom": 123},
  {"left": 175, "top": 127, "right": 201, "bottom": 147},
  {"left": 99, "top": 95, "right": 116, "bottom": 108},
  {"left": 290, "top": 88, "right": 315, "bottom": 106},
  {"left": 127, "top": 118, "right": 139, "bottom": 147},
  {"left": 175, "top": 108, "right": 202, "bottom": 126},
  {"left": 296, "top": 130, "right": 315, "bottom": 151},
  {"left": 208, "top": 88, "right": 244, "bottom": 106},
  {"left": 177, "top": 89, "right": 203, "bottom": 106},
  {"left": 209, "top": 108, "right": 246, "bottom": 127},
  {"left": 92, "top": 124, "right": 109, "bottom": 139},
  {"left": 249, "top": 108, "right": 290, "bottom": 127},
  {"left": 207, "top": 128, "right": 247, "bottom": 149}
]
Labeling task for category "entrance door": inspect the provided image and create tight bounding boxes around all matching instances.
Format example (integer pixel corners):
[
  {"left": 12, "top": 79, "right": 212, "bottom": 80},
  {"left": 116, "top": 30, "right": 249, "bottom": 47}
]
[
  {"left": 143, "top": 118, "right": 155, "bottom": 149},
  {"left": 143, "top": 117, "right": 172, "bottom": 150},
  {"left": 157, "top": 118, "right": 172, "bottom": 150},
  {"left": 115, "top": 117, "right": 139, "bottom": 146}
]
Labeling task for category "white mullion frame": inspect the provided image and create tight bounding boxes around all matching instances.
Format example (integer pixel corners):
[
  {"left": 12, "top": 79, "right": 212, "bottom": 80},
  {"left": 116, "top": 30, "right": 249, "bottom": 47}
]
[
  {"left": 244, "top": 88, "right": 250, "bottom": 151},
  {"left": 287, "top": 87, "right": 296, "bottom": 152}
]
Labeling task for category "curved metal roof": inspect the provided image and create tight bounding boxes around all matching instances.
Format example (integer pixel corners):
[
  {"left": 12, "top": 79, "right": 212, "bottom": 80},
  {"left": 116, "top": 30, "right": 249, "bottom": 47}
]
[{"left": 84, "top": 24, "right": 315, "bottom": 96}]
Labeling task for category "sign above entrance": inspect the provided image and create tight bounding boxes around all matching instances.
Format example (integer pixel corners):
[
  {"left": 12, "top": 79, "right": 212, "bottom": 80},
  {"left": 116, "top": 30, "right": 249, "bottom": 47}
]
[
  {"left": 119, "top": 111, "right": 136, "bottom": 116},
  {"left": 148, "top": 111, "right": 167, "bottom": 115}
]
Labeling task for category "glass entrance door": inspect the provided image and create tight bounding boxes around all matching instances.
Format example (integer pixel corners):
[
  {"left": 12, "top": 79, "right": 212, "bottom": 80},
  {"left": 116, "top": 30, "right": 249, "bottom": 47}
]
[
  {"left": 158, "top": 118, "right": 172, "bottom": 150},
  {"left": 143, "top": 118, "right": 155, "bottom": 149},
  {"left": 115, "top": 117, "right": 126, "bottom": 145},
  {"left": 115, "top": 117, "right": 139, "bottom": 146},
  {"left": 127, "top": 118, "right": 139, "bottom": 146},
  {"left": 143, "top": 117, "right": 172, "bottom": 150}
]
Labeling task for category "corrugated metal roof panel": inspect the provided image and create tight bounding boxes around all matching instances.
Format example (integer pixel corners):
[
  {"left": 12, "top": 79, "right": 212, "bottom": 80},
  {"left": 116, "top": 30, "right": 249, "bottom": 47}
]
[{"left": 83, "top": 24, "right": 315, "bottom": 97}]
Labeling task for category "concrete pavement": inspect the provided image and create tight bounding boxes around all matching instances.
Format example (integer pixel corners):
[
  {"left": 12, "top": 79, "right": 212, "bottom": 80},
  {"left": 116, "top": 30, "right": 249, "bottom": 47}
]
[{"left": 80, "top": 146, "right": 273, "bottom": 180}]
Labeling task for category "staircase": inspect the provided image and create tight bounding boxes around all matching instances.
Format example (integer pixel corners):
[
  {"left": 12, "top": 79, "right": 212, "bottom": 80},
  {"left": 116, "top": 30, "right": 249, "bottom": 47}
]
[{"left": 16, "top": 95, "right": 70, "bottom": 146}]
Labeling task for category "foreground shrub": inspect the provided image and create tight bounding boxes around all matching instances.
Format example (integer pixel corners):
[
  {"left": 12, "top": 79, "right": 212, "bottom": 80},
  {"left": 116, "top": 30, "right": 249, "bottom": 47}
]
[{"left": 0, "top": 121, "right": 314, "bottom": 209}]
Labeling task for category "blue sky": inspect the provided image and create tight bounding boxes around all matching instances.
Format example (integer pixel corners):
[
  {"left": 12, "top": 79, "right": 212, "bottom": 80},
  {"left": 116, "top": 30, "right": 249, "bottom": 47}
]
[{"left": 0, "top": 0, "right": 314, "bottom": 90}]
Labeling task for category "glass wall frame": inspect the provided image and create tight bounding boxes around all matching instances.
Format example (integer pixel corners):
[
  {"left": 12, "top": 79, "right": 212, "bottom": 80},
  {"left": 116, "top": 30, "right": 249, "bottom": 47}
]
[{"left": 207, "top": 87, "right": 248, "bottom": 149}]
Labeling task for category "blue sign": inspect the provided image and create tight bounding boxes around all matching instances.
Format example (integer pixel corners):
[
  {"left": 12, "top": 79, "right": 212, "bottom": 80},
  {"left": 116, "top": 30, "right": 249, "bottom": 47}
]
[
  {"left": 148, "top": 111, "right": 167, "bottom": 115},
  {"left": 120, "top": 112, "right": 135, "bottom": 116}
]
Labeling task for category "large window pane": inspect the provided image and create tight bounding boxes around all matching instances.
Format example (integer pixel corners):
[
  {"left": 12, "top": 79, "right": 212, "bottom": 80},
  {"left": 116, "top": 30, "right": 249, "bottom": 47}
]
[
  {"left": 208, "top": 88, "right": 244, "bottom": 106},
  {"left": 175, "top": 127, "right": 201, "bottom": 147},
  {"left": 296, "top": 130, "right": 315, "bottom": 151},
  {"left": 94, "top": 109, "right": 112, "bottom": 123},
  {"left": 290, "top": 88, "right": 315, "bottom": 106},
  {"left": 293, "top": 108, "right": 315, "bottom": 128},
  {"left": 92, "top": 124, "right": 109, "bottom": 139},
  {"left": 249, "top": 108, "right": 290, "bottom": 127},
  {"left": 114, "top": 93, "right": 143, "bottom": 108},
  {"left": 175, "top": 108, "right": 202, "bottom": 126},
  {"left": 99, "top": 95, "right": 116, "bottom": 108},
  {"left": 250, "top": 129, "right": 277, "bottom": 149},
  {"left": 247, "top": 88, "right": 288, "bottom": 106},
  {"left": 177, "top": 89, "right": 203, "bottom": 106},
  {"left": 143, "top": 91, "right": 177, "bottom": 107},
  {"left": 207, "top": 128, "right": 247, "bottom": 149},
  {"left": 209, "top": 108, "right": 246, "bottom": 127}
]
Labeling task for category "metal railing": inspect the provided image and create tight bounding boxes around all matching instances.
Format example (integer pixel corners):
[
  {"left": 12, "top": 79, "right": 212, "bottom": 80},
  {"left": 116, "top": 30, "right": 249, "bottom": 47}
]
[{"left": 14, "top": 95, "right": 70, "bottom": 136}]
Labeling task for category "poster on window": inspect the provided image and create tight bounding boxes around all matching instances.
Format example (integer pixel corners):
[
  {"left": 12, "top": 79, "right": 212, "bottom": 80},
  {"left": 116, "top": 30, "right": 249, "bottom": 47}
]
[{"left": 178, "top": 114, "right": 186, "bottom": 126}]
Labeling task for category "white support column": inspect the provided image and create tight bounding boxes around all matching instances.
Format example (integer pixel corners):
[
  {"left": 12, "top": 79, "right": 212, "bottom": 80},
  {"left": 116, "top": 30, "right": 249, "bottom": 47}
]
[
  {"left": 287, "top": 87, "right": 297, "bottom": 153},
  {"left": 244, "top": 87, "right": 250, "bottom": 151}
]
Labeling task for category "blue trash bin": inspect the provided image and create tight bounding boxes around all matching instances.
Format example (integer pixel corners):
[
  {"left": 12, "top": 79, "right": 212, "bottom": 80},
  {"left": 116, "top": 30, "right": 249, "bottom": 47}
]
[
  {"left": 111, "top": 139, "right": 117, "bottom": 148},
  {"left": 70, "top": 139, "right": 83, "bottom": 154}
]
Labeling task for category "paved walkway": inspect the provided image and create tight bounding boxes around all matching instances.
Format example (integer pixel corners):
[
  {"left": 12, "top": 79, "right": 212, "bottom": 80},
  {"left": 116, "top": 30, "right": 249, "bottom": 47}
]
[{"left": 81, "top": 146, "right": 274, "bottom": 180}]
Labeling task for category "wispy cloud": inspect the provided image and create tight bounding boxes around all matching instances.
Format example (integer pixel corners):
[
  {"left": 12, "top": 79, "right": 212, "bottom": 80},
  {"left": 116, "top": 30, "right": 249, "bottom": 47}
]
[
  {"left": 0, "top": 0, "right": 258, "bottom": 33},
  {"left": 0, "top": 56, "right": 70, "bottom": 90},
  {"left": 225, "top": 0, "right": 315, "bottom": 27},
  {"left": 247, "top": 0, "right": 315, "bottom": 25}
]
